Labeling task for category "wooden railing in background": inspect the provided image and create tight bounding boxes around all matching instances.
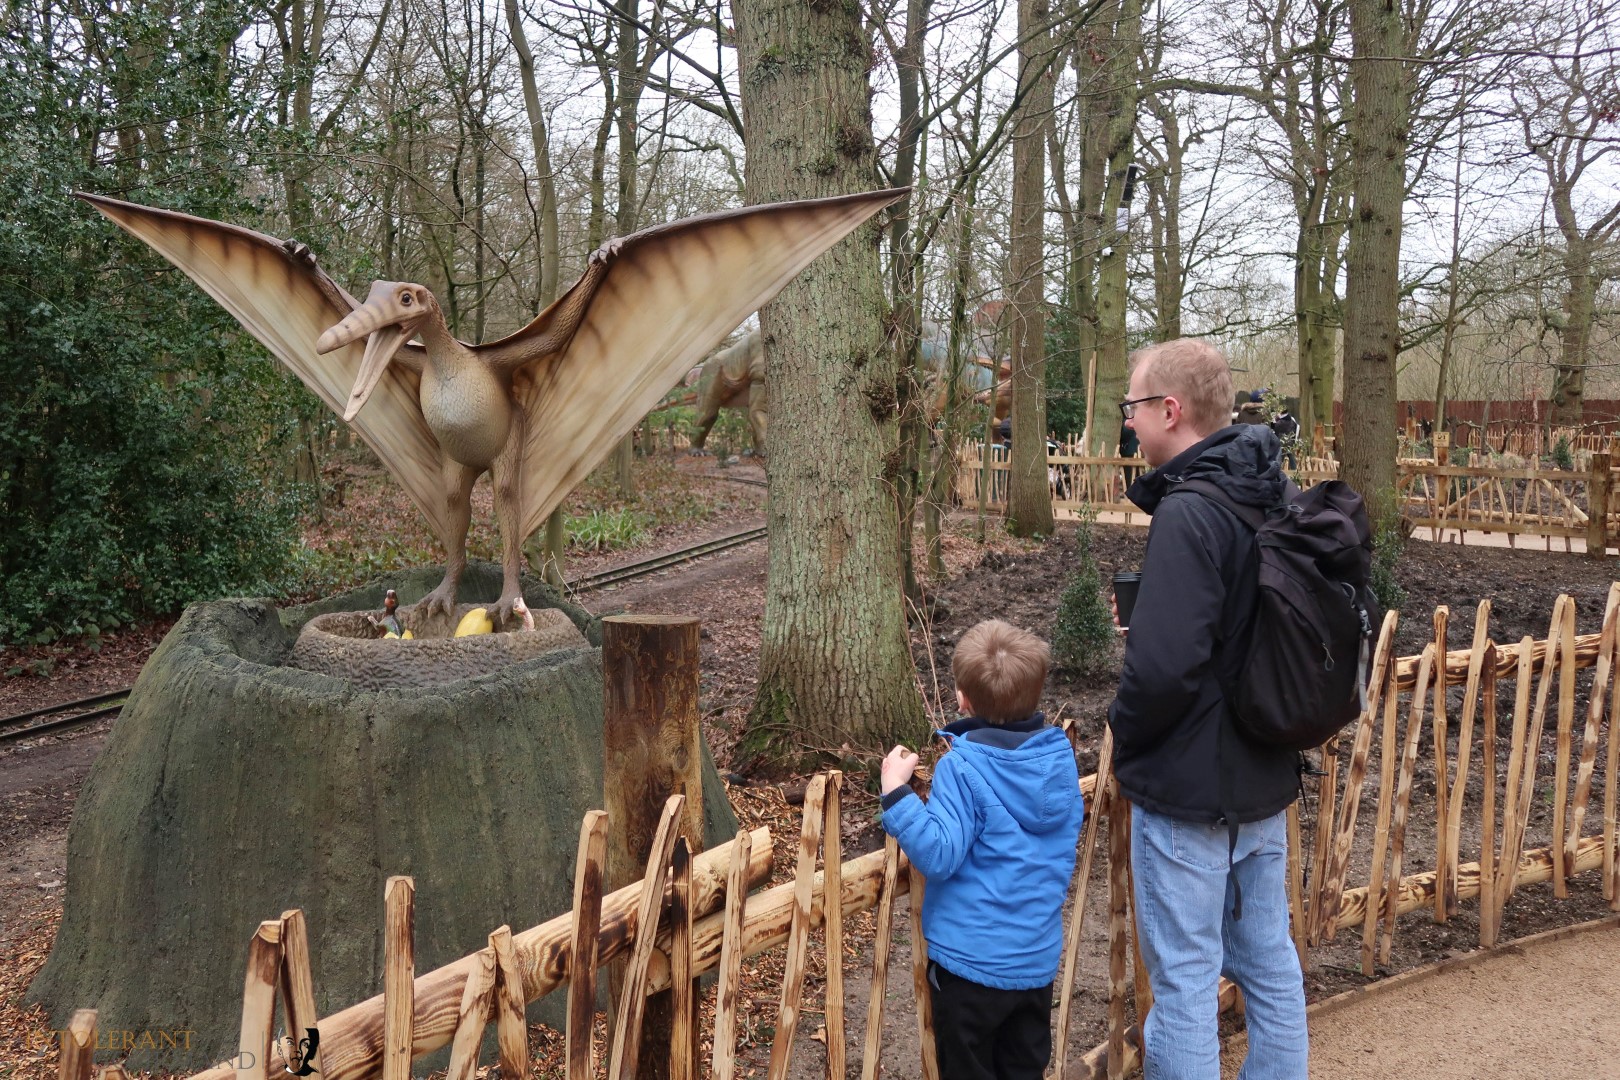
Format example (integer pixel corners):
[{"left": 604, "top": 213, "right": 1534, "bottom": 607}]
[
  {"left": 49, "top": 592, "right": 1620, "bottom": 1080},
  {"left": 959, "top": 447, "right": 1618, "bottom": 556}
]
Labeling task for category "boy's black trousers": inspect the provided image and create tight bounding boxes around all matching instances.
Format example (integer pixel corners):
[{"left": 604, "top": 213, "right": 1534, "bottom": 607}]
[{"left": 928, "top": 961, "right": 1054, "bottom": 1080}]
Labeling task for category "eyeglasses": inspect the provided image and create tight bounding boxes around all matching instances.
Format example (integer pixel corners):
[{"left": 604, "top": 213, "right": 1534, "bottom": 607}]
[{"left": 1118, "top": 395, "right": 1166, "bottom": 420}]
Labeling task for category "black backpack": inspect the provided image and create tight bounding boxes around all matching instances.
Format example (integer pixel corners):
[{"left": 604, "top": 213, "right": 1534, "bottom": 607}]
[{"left": 1175, "top": 478, "right": 1381, "bottom": 752}]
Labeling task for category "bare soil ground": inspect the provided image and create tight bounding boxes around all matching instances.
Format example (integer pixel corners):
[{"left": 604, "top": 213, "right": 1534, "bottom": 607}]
[{"left": 4, "top": 461, "right": 1618, "bottom": 1080}]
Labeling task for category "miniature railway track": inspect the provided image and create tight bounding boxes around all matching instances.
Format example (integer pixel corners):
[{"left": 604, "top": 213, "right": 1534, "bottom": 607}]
[
  {"left": 0, "top": 526, "right": 768, "bottom": 745},
  {"left": 0, "top": 688, "right": 130, "bottom": 745},
  {"left": 567, "top": 524, "right": 767, "bottom": 592}
]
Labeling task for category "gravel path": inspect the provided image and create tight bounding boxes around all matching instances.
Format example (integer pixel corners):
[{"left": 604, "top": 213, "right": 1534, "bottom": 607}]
[{"left": 1221, "top": 917, "right": 1620, "bottom": 1078}]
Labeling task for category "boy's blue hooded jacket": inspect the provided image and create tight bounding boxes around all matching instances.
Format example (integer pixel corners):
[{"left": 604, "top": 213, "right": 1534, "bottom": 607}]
[{"left": 880, "top": 715, "right": 1083, "bottom": 989}]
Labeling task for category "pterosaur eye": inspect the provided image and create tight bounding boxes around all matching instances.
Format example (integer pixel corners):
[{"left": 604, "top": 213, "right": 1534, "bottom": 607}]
[{"left": 400, "top": 292, "right": 414, "bottom": 306}]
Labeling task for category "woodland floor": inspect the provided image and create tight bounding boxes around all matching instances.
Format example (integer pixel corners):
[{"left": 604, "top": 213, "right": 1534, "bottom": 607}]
[{"left": 3, "top": 452, "right": 1619, "bottom": 1079}]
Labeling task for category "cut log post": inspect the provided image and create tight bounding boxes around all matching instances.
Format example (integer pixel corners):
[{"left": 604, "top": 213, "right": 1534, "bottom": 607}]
[
  {"left": 823, "top": 772, "right": 847, "bottom": 1080},
  {"left": 859, "top": 836, "right": 901, "bottom": 1080},
  {"left": 602, "top": 615, "right": 705, "bottom": 1080},
  {"left": 446, "top": 948, "right": 496, "bottom": 1080},
  {"left": 60, "top": 1010, "right": 97, "bottom": 1080},
  {"left": 1381, "top": 644, "right": 1433, "bottom": 965},
  {"left": 607, "top": 795, "right": 685, "bottom": 1080},
  {"left": 568, "top": 812, "right": 609, "bottom": 1080},
  {"left": 383, "top": 877, "right": 414, "bottom": 1080},
  {"left": 1554, "top": 596, "right": 1578, "bottom": 895},
  {"left": 1053, "top": 729, "right": 1113, "bottom": 1080},
  {"left": 278, "top": 909, "right": 322, "bottom": 1079},
  {"left": 184, "top": 829, "right": 772, "bottom": 1080},
  {"left": 1441, "top": 602, "right": 1491, "bottom": 918},
  {"left": 1106, "top": 787, "right": 1130, "bottom": 1080},
  {"left": 1587, "top": 453, "right": 1610, "bottom": 557},
  {"left": 712, "top": 832, "right": 753, "bottom": 1080},
  {"left": 1479, "top": 647, "right": 1499, "bottom": 949},
  {"left": 907, "top": 861, "right": 939, "bottom": 1080},
  {"left": 766, "top": 775, "right": 826, "bottom": 1080},
  {"left": 490, "top": 927, "right": 528, "bottom": 1080},
  {"left": 1432, "top": 606, "right": 1450, "bottom": 924},
  {"left": 238, "top": 920, "right": 282, "bottom": 1080},
  {"left": 668, "top": 840, "right": 696, "bottom": 1080}
]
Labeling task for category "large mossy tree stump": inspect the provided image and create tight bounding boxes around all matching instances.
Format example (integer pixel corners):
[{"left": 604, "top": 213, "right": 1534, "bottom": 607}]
[{"left": 28, "top": 564, "right": 737, "bottom": 1070}]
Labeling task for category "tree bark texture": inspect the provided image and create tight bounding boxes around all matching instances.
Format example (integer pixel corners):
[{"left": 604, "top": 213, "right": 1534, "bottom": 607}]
[
  {"left": 1007, "top": 0, "right": 1056, "bottom": 535},
  {"left": 735, "top": 0, "right": 925, "bottom": 763},
  {"left": 1340, "top": 0, "right": 1410, "bottom": 513}
]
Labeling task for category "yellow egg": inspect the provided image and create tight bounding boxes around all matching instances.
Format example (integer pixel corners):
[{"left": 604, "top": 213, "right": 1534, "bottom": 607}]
[
  {"left": 384, "top": 630, "right": 400, "bottom": 639},
  {"left": 454, "top": 608, "right": 494, "bottom": 637},
  {"left": 402, "top": 630, "right": 414, "bottom": 639}
]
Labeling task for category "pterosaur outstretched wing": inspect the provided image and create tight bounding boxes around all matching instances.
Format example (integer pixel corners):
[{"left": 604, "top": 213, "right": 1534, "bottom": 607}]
[
  {"left": 75, "top": 193, "right": 454, "bottom": 542},
  {"left": 494, "top": 188, "right": 909, "bottom": 538}
]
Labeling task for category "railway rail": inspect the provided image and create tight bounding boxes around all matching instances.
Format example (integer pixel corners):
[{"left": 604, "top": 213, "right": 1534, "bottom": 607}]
[{"left": 0, "top": 523, "right": 767, "bottom": 746}]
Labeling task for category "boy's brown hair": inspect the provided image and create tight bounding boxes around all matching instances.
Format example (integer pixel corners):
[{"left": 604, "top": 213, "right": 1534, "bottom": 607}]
[{"left": 952, "top": 619, "right": 1050, "bottom": 724}]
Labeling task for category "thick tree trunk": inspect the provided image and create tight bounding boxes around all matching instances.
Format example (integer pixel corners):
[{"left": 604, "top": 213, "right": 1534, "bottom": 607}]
[
  {"left": 1551, "top": 247, "right": 1595, "bottom": 426},
  {"left": 1084, "top": 0, "right": 1143, "bottom": 462},
  {"left": 735, "top": 0, "right": 924, "bottom": 765},
  {"left": 1007, "top": 0, "right": 1055, "bottom": 536},
  {"left": 1341, "top": 0, "right": 1410, "bottom": 513},
  {"left": 890, "top": 0, "right": 929, "bottom": 603}
]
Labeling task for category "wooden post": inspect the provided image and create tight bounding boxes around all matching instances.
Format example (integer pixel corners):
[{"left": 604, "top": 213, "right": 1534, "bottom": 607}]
[
  {"left": 1105, "top": 788, "right": 1131, "bottom": 1080},
  {"left": 668, "top": 840, "right": 696, "bottom": 1080},
  {"left": 859, "top": 836, "right": 900, "bottom": 1080},
  {"left": 490, "top": 926, "right": 528, "bottom": 1080},
  {"left": 60, "top": 1010, "right": 96, "bottom": 1080},
  {"left": 823, "top": 772, "right": 847, "bottom": 1080},
  {"left": 568, "top": 812, "right": 609, "bottom": 1080},
  {"left": 712, "top": 832, "right": 754, "bottom": 1080},
  {"left": 1588, "top": 453, "right": 1610, "bottom": 558},
  {"left": 607, "top": 796, "right": 686, "bottom": 1080},
  {"left": 766, "top": 775, "right": 826, "bottom": 1080},
  {"left": 278, "top": 909, "right": 323, "bottom": 1079},
  {"left": 238, "top": 921, "right": 283, "bottom": 1080},
  {"left": 908, "top": 862, "right": 940, "bottom": 1080},
  {"left": 602, "top": 615, "right": 705, "bottom": 1080},
  {"left": 383, "top": 876, "right": 415, "bottom": 1080},
  {"left": 1432, "top": 606, "right": 1451, "bottom": 923}
]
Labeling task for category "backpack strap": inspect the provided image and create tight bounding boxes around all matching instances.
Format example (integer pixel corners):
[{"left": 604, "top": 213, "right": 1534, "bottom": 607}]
[{"left": 1170, "top": 477, "right": 1269, "bottom": 532}]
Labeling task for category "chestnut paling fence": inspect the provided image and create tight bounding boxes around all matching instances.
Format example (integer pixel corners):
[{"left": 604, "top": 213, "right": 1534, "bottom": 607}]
[
  {"left": 50, "top": 591, "right": 1620, "bottom": 1080},
  {"left": 959, "top": 446, "right": 1620, "bottom": 553}
]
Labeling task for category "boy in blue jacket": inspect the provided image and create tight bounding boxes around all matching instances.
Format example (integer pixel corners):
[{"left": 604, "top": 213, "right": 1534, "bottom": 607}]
[{"left": 880, "top": 619, "right": 1084, "bottom": 1080}]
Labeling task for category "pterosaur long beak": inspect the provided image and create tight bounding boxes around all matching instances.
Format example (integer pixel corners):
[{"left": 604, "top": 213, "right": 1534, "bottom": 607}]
[{"left": 317, "top": 282, "right": 420, "bottom": 421}]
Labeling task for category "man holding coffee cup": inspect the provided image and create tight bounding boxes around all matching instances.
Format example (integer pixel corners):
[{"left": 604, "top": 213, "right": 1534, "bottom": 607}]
[{"left": 1107, "top": 339, "right": 1308, "bottom": 1080}]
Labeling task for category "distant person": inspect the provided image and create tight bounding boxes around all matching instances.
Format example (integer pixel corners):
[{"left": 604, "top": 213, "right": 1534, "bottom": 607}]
[
  {"left": 1271, "top": 408, "right": 1300, "bottom": 468},
  {"left": 1112, "top": 339, "right": 1308, "bottom": 1080},
  {"left": 880, "top": 619, "right": 1084, "bottom": 1080},
  {"left": 1119, "top": 424, "right": 1140, "bottom": 458}
]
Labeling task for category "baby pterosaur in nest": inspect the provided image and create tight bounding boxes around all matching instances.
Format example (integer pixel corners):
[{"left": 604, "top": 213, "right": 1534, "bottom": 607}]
[{"left": 79, "top": 188, "right": 906, "bottom": 627}]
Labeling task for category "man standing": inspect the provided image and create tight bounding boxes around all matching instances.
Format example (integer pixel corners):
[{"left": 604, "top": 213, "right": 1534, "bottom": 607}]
[{"left": 1110, "top": 339, "right": 1308, "bottom": 1079}]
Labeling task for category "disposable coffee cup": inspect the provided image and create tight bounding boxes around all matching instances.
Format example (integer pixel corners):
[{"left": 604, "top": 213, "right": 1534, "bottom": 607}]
[{"left": 1112, "top": 571, "right": 1142, "bottom": 629}]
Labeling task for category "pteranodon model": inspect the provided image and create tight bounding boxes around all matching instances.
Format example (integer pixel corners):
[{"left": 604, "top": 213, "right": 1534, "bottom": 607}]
[{"left": 79, "top": 188, "right": 906, "bottom": 626}]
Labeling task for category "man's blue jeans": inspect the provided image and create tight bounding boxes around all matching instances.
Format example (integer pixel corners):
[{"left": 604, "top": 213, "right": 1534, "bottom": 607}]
[{"left": 1131, "top": 804, "right": 1308, "bottom": 1080}]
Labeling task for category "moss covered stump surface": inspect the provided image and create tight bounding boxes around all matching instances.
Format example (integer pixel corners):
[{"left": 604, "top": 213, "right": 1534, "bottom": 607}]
[{"left": 28, "top": 565, "right": 737, "bottom": 1070}]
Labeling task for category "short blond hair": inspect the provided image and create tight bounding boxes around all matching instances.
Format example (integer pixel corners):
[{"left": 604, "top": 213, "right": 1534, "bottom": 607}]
[
  {"left": 952, "top": 619, "right": 1050, "bottom": 724},
  {"left": 1129, "top": 338, "right": 1233, "bottom": 436}
]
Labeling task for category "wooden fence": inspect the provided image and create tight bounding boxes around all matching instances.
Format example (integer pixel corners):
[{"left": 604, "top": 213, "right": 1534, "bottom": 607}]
[
  {"left": 960, "top": 446, "right": 1619, "bottom": 554},
  {"left": 45, "top": 592, "right": 1620, "bottom": 1080}
]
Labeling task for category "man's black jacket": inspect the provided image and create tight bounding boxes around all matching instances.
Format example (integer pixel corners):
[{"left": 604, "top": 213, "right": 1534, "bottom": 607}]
[{"left": 1107, "top": 424, "right": 1300, "bottom": 824}]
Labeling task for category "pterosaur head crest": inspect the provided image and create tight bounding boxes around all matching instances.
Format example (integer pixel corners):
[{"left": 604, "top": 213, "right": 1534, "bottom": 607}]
[{"left": 318, "top": 281, "right": 434, "bottom": 420}]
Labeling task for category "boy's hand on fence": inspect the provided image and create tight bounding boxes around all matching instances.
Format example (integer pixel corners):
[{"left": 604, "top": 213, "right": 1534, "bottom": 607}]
[{"left": 880, "top": 745, "right": 920, "bottom": 795}]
